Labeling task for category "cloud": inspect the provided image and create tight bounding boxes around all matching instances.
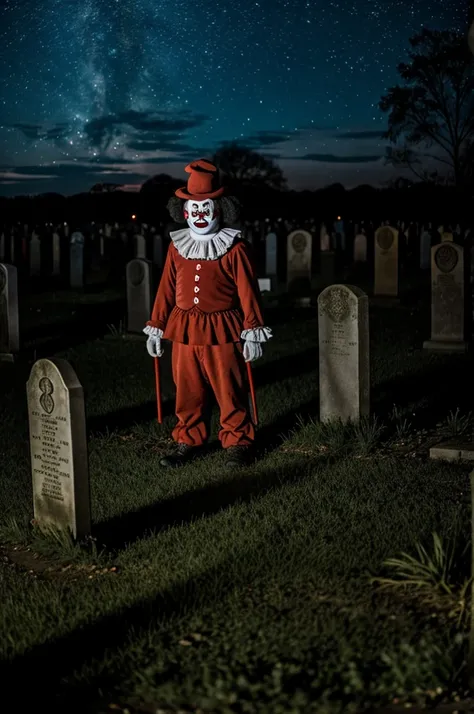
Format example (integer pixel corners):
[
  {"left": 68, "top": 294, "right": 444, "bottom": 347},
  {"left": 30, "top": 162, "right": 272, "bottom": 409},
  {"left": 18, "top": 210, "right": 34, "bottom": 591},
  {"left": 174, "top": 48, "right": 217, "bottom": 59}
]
[
  {"left": 295, "top": 153, "right": 383, "bottom": 163},
  {"left": 336, "top": 130, "right": 386, "bottom": 140},
  {"left": 83, "top": 109, "right": 209, "bottom": 151}
]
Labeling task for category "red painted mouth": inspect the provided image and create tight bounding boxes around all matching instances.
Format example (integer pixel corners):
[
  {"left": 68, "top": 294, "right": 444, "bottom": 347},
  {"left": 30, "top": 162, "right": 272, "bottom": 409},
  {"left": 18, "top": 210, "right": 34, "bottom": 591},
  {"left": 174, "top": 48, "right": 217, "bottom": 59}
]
[{"left": 194, "top": 221, "right": 208, "bottom": 228}]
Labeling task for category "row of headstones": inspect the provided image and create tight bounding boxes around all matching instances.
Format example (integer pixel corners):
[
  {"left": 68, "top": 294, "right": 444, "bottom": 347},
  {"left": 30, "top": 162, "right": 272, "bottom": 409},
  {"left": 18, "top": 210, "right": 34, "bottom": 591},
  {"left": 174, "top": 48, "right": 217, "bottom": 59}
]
[
  {"left": 0, "top": 227, "right": 166, "bottom": 287},
  {"left": 2, "top": 219, "right": 466, "bottom": 282},
  {"left": 1, "top": 225, "right": 468, "bottom": 362},
  {"left": 0, "top": 219, "right": 466, "bottom": 294}
]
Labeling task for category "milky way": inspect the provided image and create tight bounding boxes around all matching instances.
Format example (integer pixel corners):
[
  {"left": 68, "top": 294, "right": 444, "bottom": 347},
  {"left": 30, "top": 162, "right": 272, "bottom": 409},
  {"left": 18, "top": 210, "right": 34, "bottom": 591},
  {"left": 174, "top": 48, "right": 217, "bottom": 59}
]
[{"left": 0, "top": 0, "right": 469, "bottom": 195}]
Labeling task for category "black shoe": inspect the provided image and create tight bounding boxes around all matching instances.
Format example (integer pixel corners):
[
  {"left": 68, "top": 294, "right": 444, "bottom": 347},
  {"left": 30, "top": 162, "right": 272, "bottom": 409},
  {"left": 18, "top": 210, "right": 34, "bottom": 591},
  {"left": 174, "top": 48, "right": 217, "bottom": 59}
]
[
  {"left": 160, "top": 443, "right": 199, "bottom": 468},
  {"left": 223, "top": 445, "right": 253, "bottom": 469}
]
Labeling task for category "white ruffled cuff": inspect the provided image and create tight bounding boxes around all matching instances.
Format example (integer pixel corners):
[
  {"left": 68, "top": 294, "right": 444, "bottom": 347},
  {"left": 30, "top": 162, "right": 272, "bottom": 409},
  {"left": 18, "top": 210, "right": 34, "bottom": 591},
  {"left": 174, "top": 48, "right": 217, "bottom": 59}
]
[
  {"left": 240, "top": 326, "right": 272, "bottom": 342},
  {"left": 143, "top": 326, "right": 164, "bottom": 338}
]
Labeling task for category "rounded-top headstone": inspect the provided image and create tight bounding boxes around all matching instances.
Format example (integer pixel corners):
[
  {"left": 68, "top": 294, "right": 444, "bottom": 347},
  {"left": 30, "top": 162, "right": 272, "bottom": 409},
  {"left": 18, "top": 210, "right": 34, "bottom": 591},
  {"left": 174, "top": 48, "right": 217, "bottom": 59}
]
[
  {"left": 128, "top": 259, "right": 145, "bottom": 286},
  {"left": 26, "top": 358, "right": 91, "bottom": 539},
  {"left": 376, "top": 227, "right": 394, "bottom": 250},
  {"left": 318, "top": 284, "right": 369, "bottom": 422}
]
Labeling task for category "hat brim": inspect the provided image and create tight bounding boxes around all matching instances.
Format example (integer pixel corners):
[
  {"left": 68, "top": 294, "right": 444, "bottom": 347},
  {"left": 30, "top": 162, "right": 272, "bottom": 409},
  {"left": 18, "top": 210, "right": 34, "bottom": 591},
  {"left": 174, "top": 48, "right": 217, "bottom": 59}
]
[{"left": 175, "top": 185, "right": 225, "bottom": 200}]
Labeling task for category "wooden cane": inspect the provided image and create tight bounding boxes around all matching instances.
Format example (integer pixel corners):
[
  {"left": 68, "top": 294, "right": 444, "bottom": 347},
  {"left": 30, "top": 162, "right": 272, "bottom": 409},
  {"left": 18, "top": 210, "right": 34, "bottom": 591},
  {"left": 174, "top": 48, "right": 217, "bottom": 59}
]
[
  {"left": 154, "top": 357, "right": 163, "bottom": 424},
  {"left": 246, "top": 361, "right": 258, "bottom": 426}
]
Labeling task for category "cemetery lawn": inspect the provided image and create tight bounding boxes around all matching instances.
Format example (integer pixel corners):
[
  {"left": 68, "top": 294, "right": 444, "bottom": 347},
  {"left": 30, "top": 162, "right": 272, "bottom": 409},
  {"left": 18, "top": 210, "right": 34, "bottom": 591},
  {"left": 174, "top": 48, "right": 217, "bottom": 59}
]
[{"left": 0, "top": 295, "right": 473, "bottom": 713}]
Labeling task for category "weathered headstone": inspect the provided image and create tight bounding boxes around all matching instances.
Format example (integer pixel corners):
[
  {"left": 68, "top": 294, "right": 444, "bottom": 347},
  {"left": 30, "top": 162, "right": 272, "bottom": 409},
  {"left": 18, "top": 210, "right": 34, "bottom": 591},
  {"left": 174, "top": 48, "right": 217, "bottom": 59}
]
[
  {"left": 374, "top": 225, "right": 398, "bottom": 297},
  {"left": 70, "top": 232, "right": 84, "bottom": 288},
  {"left": 258, "top": 278, "right": 271, "bottom": 293},
  {"left": 0, "top": 263, "right": 19, "bottom": 361},
  {"left": 26, "top": 358, "right": 91, "bottom": 539},
  {"left": 318, "top": 284, "right": 369, "bottom": 422},
  {"left": 420, "top": 230, "right": 431, "bottom": 270},
  {"left": 320, "top": 224, "right": 331, "bottom": 252},
  {"left": 353, "top": 234, "right": 367, "bottom": 262},
  {"left": 52, "top": 232, "right": 61, "bottom": 276},
  {"left": 265, "top": 232, "right": 277, "bottom": 277},
  {"left": 423, "top": 242, "right": 467, "bottom": 352},
  {"left": 287, "top": 230, "right": 312, "bottom": 295},
  {"left": 135, "top": 234, "right": 146, "bottom": 259},
  {"left": 30, "top": 232, "right": 41, "bottom": 277},
  {"left": 126, "top": 259, "right": 153, "bottom": 333}
]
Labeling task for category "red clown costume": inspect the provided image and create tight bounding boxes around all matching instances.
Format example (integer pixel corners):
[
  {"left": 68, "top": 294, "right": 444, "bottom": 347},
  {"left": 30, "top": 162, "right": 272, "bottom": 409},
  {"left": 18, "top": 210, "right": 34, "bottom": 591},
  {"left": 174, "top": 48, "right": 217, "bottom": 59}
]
[{"left": 143, "top": 159, "right": 272, "bottom": 468}]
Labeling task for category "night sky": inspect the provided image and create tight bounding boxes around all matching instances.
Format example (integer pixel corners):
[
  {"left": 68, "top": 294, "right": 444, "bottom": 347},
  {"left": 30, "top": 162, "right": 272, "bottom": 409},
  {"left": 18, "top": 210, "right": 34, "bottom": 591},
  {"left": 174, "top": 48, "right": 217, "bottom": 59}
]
[{"left": 0, "top": 0, "right": 468, "bottom": 197}]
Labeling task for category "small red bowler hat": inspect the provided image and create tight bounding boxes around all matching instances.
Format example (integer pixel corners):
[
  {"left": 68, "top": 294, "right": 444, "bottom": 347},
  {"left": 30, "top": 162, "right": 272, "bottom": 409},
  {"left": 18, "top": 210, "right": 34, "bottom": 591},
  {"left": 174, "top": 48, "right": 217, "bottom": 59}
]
[{"left": 175, "top": 158, "right": 225, "bottom": 200}]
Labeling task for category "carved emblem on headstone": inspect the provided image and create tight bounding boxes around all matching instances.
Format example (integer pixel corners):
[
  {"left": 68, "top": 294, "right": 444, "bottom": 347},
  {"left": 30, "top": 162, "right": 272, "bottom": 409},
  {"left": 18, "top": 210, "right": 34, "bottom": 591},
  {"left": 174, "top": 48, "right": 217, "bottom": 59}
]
[
  {"left": 434, "top": 244, "right": 458, "bottom": 273},
  {"left": 39, "top": 377, "right": 54, "bottom": 414},
  {"left": 377, "top": 227, "right": 394, "bottom": 250},
  {"left": 319, "top": 286, "right": 351, "bottom": 323},
  {"left": 129, "top": 260, "right": 145, "bottom": 286},
  {"left": 291, "top": 232, "right": 307, "bottom": 253}
]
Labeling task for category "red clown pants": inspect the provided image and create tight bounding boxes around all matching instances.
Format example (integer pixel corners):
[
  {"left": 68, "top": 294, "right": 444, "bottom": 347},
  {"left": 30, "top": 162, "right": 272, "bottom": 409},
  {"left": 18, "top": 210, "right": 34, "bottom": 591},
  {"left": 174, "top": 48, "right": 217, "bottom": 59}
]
[{"left": 171, "top": 341, "right": 254, "bottom": 448}]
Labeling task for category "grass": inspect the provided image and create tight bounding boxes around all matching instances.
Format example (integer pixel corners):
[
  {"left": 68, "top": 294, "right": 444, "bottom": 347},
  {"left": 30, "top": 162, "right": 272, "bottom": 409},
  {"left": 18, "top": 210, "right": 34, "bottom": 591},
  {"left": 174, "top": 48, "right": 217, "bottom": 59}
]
[{"left": 0, "top": 288, "right": 473, "bottom": 713}]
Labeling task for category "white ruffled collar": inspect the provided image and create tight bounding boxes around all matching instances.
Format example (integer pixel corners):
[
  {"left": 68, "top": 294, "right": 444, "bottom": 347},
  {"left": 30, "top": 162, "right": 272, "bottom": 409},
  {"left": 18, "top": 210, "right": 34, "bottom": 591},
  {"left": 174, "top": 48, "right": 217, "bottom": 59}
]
[{"left": 170, "top": 227, "right": 241, "bottom": 260}]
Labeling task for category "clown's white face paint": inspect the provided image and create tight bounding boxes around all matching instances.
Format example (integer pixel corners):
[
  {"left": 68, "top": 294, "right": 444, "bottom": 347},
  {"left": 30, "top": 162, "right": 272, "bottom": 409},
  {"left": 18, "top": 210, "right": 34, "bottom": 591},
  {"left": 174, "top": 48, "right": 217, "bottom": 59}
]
[{"left": 184, "top": 199, "right": 219, "bottom": 235}]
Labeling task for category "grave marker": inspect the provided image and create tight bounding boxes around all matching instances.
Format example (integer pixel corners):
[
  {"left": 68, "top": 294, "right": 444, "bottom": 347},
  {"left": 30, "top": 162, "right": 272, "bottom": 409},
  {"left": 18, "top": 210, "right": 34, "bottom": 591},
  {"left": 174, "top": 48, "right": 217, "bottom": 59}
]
[
  {"left": 318, "top": 284, "right": 369, "bottom": 422},
  {"left": 0, "top": 263, "right": 19, "bottom": 361},
  {"left": 126, "top": 259, "right": 153, "bottom": 333},
  {"left": 423, "top": 242, "right": 467, "bottom": 352},
  {"left": 287, "top": 230, "right": 312, "bottom": 295},
  {"left": 374, "top": 225, "right": 398, "bottom": 296},
  {"left": 26, "top": 358, "right": 91, "bottom": 539}
]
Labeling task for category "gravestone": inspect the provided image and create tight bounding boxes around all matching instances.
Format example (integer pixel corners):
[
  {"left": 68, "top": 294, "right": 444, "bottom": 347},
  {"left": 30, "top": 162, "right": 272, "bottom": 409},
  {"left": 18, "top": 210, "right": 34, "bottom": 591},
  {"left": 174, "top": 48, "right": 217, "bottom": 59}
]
[
  {"left": 0, "top": 263, "right": 19, "bottom": 361},
  {"left": 26, "top": 358, "right": 91, "bottom": 539},
  {"left": 374, "top": 225, "right": 398, "bottom": 296},
  {"left": 420, "top": 230, "right": 431, "bottom": 271},
  {"left": 126, "top": 259, "right": 153, "bottom": 333},
  {"left": 320, "top": 224, "right": 331, "bottom": 252},
  {"left": 318, "top": 284, "right": 369, "bottom": 422},
  {"left": 353, "top": 234, "right": 367, "bottom": 262},
  {"left": 70, "top": 232, "right": 84, "bottom": 288},
  {"left": 334, "top": 220, "right": 345, "bottom": 251},
  {"left": 30, "top": 232, "right": 41, "bottom": 277},
  {"left": 135, "top": 234, "right": 146, "bottom": 259},
  {"left": 258, "top": 278, "right": 271, "bottom": 292},
  {"left": 52, "top": 232, "right": 61, "bottom": 276},
  {"left": 423, "top": 242, "right": 467, "bottom": 352},
  {"left": 265, "top": 232, "right": 277, "bottom": 277},
  {"left": 287, "top": 230, "right": 312, "bottom": 295}
]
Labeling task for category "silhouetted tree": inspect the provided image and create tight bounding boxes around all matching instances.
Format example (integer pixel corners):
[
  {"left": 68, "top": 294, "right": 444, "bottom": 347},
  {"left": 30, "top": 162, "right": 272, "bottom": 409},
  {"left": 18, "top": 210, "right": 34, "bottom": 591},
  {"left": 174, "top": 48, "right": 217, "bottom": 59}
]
[
  {"left": 140, "top": 173, "right": 181, "bottom": 194},
  {"left": 380, "top": 29, "right": 474, "bottom": 187},
  {"left": 212, "top": 143, "right": 287, "bottom": 191}
]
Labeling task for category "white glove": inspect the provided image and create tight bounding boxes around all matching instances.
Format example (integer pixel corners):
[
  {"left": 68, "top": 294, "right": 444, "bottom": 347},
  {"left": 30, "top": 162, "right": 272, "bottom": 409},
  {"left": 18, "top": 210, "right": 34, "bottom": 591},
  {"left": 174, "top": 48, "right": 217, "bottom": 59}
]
[
  {"left": 143, "top": 325, "right": 164, "bottom": 357},
  {"left": 243, "top": 340, "right": 263, "bottom": 362}
]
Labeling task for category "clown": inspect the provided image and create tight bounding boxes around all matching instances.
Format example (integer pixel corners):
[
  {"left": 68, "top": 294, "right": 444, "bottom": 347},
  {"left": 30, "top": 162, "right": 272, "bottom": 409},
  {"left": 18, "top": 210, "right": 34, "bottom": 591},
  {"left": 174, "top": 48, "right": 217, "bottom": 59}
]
[{"left": 143, "top": 159, "right": 272, "bottom": 468}]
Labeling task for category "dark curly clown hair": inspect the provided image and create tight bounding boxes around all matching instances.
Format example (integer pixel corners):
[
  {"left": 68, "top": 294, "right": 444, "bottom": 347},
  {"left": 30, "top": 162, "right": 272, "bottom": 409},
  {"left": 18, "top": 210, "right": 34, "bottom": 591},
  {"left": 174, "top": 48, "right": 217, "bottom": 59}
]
[{"left": 167, "top": 195, "right": 241, "bottom": 225}]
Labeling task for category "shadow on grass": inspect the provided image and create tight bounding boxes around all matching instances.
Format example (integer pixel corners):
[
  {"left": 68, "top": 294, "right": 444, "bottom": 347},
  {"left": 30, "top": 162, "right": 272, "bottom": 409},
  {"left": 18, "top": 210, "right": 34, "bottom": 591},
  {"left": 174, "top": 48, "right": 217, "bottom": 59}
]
[
  {"left": 93, "top": 397, "right": 321, "bottom": 552},
  {"left": 0, "top": 457, "right": 319, "bottom": 713},
  {"left": 86, "top": 347, "right": 318, "bottom": 435},
  {"left": 372, "top": 355, "right": 472, "bottom": 426}
]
